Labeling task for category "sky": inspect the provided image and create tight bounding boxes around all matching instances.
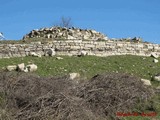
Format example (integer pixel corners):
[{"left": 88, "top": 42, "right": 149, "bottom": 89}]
[{"left": 0, "top": 0, "right": 160, "bottom": 44}]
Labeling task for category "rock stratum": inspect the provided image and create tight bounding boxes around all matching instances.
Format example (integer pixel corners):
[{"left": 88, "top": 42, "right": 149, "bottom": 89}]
[{"left": 23, "top": 27, "right": 108, "bottom": 40}]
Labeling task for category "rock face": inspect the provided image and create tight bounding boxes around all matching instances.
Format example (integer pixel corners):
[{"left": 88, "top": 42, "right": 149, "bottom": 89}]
[{"left": 23, "top": 27, "right": 108, "bottom": 40}]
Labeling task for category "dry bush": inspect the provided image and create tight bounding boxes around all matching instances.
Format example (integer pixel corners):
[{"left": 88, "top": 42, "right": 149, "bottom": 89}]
[
  {"left": 75, "top": 73, "right": 155, "bottom": 119},
  {"left": 0, "top": 72, "right": 156, "bottom": 120}
]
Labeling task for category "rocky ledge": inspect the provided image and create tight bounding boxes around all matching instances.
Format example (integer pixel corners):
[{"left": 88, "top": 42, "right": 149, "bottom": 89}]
[{"left": 23, "top": 27, "right": 108, "bottom": 40}]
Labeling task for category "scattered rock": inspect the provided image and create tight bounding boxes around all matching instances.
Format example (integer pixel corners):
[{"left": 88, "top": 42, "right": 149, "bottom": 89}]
[
  {"left": 6, "top": 63, "right": 38, "bottom": 72},
  {"left": 56, "top": 57, "right": 63, "bottom": 60},
  {"left": 23, "top": 68, "right": 29, "bottom": 73},
  {"left": 153, "top": 75, "right": 160, "bottom": 82},
  {"left": 30, "top": 52, "right": 41, "bottom": 57},
  {"left": 141, "top": 79, "right": 151, "bottom": 86},
  {"left": 45, "top": 48, "right": 56, "bottom": 56},
  {"left": 26, "top": 64, "right": 38, "bottom": 72},
  {"left": 67, "top": 35, "right": 75, "bottom": 39},
  {"left": 23, "top": 27, "right": 108, "bottom": 40},
  {"left": 131, "top": 37, "right": 142, "bottom": 43},
  {"left": 17, "top": 63, "right": 25, "bottom": 72},
  {"left": 6, "top": 65, "right": 17, "bottom": 71},
  {"left": 153, "top": 59, "right": 158, "bottom": 63},
  {"left": 30, "top": 41, "right": 41, "bottom": 44},
  {"left": 69, "top": 73, "right": 80, "bottom": 80},
  {"left": 151, "top": 52, "right": 159, "bottom": 58},
  {"left": 78, "top": 50, "right": 88, "bottom": 57}
]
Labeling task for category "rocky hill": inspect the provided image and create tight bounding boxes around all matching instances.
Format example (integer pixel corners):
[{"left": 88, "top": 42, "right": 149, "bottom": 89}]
[{"left": 23, "top": 27, "right": 108, "bottom": 40}]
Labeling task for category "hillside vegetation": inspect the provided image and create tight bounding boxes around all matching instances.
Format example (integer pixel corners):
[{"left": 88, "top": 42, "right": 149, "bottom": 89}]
[{"left": 0, "top": 55, "right": 160, "bottom": 81}]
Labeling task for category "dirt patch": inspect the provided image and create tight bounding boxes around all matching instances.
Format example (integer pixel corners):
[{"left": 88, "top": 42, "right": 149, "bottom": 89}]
[{"left": 0, "top": 72, "right": 156, "bottom": 120}]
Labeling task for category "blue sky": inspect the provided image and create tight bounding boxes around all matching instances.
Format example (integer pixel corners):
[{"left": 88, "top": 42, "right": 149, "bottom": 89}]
[{"left": 0, "top": 0, "right": 160, "bottom": 43}]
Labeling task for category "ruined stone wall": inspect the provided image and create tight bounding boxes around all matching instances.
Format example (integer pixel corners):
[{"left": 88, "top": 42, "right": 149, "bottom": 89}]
[
  {"left": 23, "top": 27, "right": 108, "bottom": 40},
  {"left": 0, "top": 40, "right": 160, "bottom": 58}
]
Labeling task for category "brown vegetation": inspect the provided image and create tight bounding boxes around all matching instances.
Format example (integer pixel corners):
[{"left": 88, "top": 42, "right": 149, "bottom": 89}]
[{"left": 0, "top": 72, "right": 157, "bottom": 120}]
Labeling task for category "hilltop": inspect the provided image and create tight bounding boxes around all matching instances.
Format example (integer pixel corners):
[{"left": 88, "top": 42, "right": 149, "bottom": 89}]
[{"left": 23, "top": 27, "right": 108, "bottom": 40}]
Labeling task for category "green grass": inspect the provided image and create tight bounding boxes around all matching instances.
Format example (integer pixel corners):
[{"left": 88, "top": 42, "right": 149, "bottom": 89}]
[
  {"left": 0, "top": 55, "right": 160, "bottom": 89},
  {"left": 0, "top": 55, "right": 160, "bottom": 80},
  {"left": 1, "top": 55, "right": 160, "bottom": 90}
]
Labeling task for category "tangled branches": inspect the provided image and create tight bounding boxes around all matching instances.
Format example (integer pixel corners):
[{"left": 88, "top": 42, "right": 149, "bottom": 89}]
[{"left": 0, "top": 72, "right": 156, "bottom": 120}]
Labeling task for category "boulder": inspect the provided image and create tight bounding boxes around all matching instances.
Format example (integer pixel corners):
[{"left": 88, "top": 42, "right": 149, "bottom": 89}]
[
  {"left": 56, "top": 57, "right": 63, "bottom": 60},
  {"left": 17, "top": 63, "right": 25, "bottom": 72},
  {"left": 141, "top": 79, "right": 151, "bottom": 86},
  {"left": 151, "top": 52, "right": 159, "bottom": 58},
  {"left": 37, "top": 53, "right": 42, "bottom": 57},
  {"left": 69, "top": 73, "right": 80, "bottom": 80},
  {"left": 45, "top": 48, "right": 56, "bottom": 56},
  {"left": 6, "top": 65, "right": 17, "bottom": 71},
  {"left": 30, "top": 52, "right": 41, "bottom": 57},
  {"left": 23, "top": 67, "right": 29, "bottom": 73},
  {"left": 91, "top": 30, "right": 97, "bottom": 34},
  {"left": 153, "top": 75, "right": 160, "bottom": 82},
  {"left": 26, "top": 64, "right": 38, "bottom": 72},
  {"left": 67, "top": 35, "right": 75, "bottom": 39},
  {"left": 131, "top": 37, "right": 142, "bottom": 42},
  {"left": 153, "top": 59, "right": 158, "bottom": 63},
  {"left": 79, "top": 50, "right": 88, "bottom": 56}
]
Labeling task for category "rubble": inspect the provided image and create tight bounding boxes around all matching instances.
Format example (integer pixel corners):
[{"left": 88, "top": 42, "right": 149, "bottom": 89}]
[{"left": 23, "top": 27, "right": 108, "bottom": 40}]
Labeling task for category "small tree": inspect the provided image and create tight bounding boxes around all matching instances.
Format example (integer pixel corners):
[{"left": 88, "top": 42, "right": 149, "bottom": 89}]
[
  {"left": 60, "top": 16, "right": 72, "bottom": 28},
  {"left": 53, "top": 16, "right": 73, "bottom": 28}
]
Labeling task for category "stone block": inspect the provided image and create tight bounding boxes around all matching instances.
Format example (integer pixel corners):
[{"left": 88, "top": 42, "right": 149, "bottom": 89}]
[
  {"left": 70, "top": 46, "right": 81, "bottom": 50},
  {"left": 84, "top": 44, "right": 95, "bottom": 48}
]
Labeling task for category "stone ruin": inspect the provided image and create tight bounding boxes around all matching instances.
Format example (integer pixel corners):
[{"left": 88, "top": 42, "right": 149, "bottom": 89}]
[
  {"left": 23, "top": 27, "right": 108, "bottom": 40},
  {"left": 22, "top": 26, "right": 143, "bottom": 43}
]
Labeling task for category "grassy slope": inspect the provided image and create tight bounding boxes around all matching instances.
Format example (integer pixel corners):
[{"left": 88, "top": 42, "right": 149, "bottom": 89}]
[
  {"left": 0, "top": 55, "right": 160, "bottom": 80},
  {"left": 0, "top": 55, "right": 160, "bottom": 119}
]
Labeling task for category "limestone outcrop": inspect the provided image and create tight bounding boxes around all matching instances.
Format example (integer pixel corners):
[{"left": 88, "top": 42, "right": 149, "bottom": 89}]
[{"left": 23, "top": 27, "right": 108, "bottom": 40}]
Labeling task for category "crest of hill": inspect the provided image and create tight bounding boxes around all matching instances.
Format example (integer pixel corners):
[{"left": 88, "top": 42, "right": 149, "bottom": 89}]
[{"left": 23, "top": 27, "right": 108, "bottom": 41}]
